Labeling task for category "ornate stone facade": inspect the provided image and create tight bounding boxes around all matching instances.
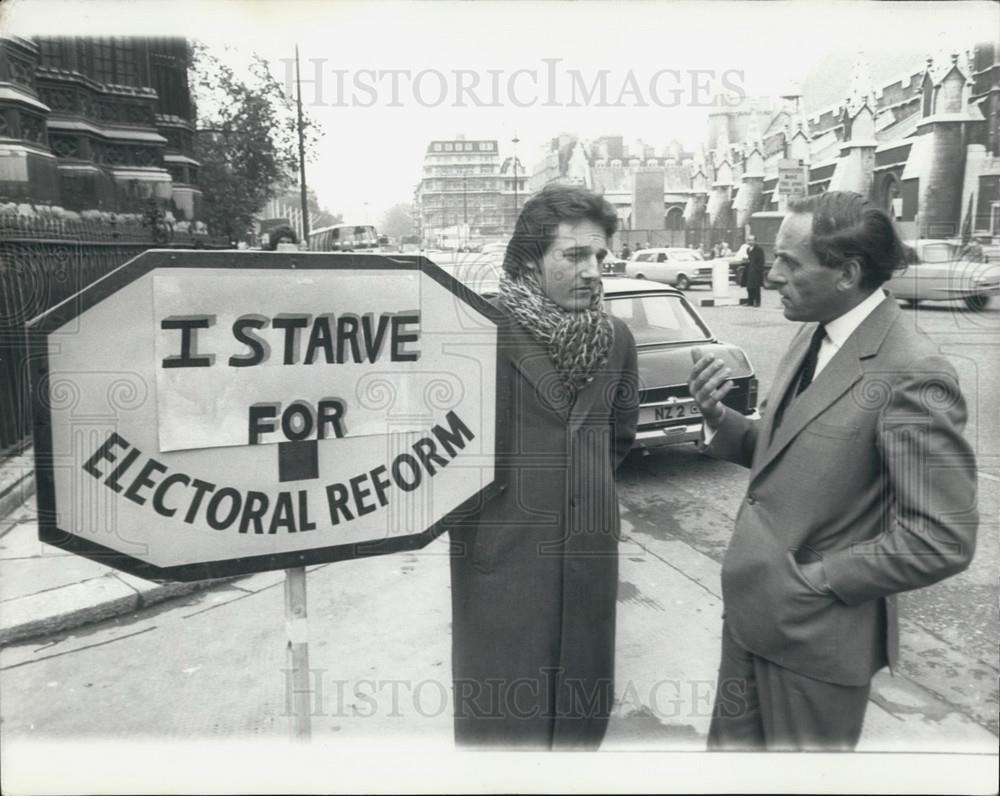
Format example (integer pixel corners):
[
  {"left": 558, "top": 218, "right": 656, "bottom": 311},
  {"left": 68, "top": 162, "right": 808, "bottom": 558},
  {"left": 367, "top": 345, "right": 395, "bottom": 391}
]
[
  {"left": 527, "top": 42, "right": 1000, "bottom": 247},
  {"left": 0, "top": 36, "right": 201, "bottom": 219}
]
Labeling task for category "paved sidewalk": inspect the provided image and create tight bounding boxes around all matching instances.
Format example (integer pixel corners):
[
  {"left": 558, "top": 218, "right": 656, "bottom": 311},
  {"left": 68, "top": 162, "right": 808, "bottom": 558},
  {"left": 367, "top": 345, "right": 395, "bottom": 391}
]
[
  {"left": 2, "top": 468, "right": 996, "bottom": 753},
  {"left": 0, "top": 451, "right": 220, "bottom": 645}
]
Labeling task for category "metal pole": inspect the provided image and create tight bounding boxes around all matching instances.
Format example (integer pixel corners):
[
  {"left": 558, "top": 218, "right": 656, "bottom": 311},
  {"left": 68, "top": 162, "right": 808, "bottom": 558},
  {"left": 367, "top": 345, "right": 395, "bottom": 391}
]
[
  {"left": 285, "top": 566, "right": 312, "bottom": 740},
  {"left": 512, "top": 134, "right": 520, "bottom": 232},
  {"left": 295, "top": 45, "right": 310, "bottom": 243}
]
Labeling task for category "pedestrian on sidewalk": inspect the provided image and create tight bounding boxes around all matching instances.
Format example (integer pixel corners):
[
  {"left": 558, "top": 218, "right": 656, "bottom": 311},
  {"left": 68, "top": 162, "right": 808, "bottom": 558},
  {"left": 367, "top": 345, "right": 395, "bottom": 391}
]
[
  {"left": 688, "top": 191, "right": 978, "bottom": 751},
  {"left": 448, "top": 183, "right": 639, "bottom": 750},
  {"left": 743, "top": 235, "right": 765, "bottom": 306}
]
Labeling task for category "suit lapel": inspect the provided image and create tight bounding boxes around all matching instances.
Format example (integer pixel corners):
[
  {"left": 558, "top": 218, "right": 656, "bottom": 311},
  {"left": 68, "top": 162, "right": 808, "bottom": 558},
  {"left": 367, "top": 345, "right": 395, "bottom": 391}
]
[
  {"left": 757, "top": 326, "right": 812, "bottom": 454},
  {"left": 758, "top": 335, "right": 864, "bottom": 472},
  {"left": 752, "top": 294, "right": 899, "bottom": 483}
]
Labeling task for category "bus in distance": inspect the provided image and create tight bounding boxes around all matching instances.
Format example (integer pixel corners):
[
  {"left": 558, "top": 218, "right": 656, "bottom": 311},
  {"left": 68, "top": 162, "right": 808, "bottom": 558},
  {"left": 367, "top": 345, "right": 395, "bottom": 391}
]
[{"left": 308, "top": 224, "right": 379, "bottom": 252}]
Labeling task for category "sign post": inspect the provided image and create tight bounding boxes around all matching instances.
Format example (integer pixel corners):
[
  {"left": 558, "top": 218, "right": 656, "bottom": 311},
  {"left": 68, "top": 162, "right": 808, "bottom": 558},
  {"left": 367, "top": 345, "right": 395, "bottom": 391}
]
[
  {"left": 285, "top": 565, "right": 311, "bottom": 739},
  {"left": 29, "top": 250, "right": 502, "bottom": 738}
]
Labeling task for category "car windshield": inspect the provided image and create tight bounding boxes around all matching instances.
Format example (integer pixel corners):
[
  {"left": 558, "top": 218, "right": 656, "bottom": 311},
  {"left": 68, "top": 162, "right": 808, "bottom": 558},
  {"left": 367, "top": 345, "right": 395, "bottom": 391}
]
[
  {"left": 913, "top": 242, "right": 961, "bottom": 264},
  {"left": 442, "top": 257, "right": 502, "bottom": 296},
  {"left": 604, "top": 293, "right": 711, "bottom": 345}
]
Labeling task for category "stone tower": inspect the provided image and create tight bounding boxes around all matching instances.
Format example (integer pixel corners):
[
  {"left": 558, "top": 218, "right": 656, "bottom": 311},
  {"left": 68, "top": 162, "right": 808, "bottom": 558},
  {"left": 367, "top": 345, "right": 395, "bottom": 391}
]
[
  {"left": 829, "top": 52, "right": 878, "bottom": 197},
  {"left": 914, "top": 52, "right": 976, "bottom": 238}
]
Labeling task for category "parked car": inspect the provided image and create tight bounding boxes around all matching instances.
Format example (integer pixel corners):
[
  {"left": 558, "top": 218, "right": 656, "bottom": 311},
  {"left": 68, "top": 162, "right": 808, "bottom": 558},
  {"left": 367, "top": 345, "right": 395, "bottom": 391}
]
[
  {"left": 603, "top": 278, "right": 758, "bottom": 448},
  {"left": 435, "top": 251, "right": 504, "bottom": 296},
  {"left": 602, "top": 254, "right": 628, "bottom": 276},
  {"left": 887, "top": 239, "right": 1000, "bottom": 311},
  {"left": 624, "top": 247, "right": 713, "bottom": 290},
  {"left": 447, "top": 263, "right": 759, "bottom": 450}
]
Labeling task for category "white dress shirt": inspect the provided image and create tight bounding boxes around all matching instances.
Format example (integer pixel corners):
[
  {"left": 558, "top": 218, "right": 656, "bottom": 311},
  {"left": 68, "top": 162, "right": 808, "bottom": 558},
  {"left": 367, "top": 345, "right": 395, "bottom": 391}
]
[{"left": 812, "top": 288, "right": 887, "bottom": 380}]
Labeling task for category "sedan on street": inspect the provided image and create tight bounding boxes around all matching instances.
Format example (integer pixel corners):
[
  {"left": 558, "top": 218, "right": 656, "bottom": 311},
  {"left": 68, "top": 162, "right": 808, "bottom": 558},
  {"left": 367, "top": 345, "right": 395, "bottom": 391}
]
[
  {"left": 887, "top": 239, "right": 1000, "bottom": 311},
  {"left": 603, "top": 278, "right": 758, "bottom": 449},
  {"left": 624, "top": 247, "right": 714, "bottom": 290}
]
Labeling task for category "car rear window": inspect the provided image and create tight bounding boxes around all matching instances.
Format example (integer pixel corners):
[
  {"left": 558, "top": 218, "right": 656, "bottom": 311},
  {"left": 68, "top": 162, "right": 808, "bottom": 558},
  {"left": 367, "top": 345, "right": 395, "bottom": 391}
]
[{"left": 605, "top": 293, "right": 711, "bottom": 345}]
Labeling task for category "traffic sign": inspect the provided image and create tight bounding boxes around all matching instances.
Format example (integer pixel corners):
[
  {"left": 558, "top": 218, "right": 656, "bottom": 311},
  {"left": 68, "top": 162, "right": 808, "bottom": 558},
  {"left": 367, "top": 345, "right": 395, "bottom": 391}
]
[
  {"left": 29, "top": 251, "right": 502, "bottom": 581},
  {"left": 777, "top": 158, "right": 807, "bottom": 200}
]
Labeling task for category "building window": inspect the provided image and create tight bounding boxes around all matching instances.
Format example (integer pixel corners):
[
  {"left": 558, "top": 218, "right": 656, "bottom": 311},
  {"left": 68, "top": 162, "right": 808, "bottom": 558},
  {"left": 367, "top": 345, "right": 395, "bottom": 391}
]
[
  {"left": 37, "top": 38, "right": 72, "bottom": 69},
  {"left": 113, "top": 38, "right": 137, "bottom": 85},
  {"left": 92, "top": 39, "right": 114, "bottom": 82},
  {"left": 83, "top": 37, "right": 139, "bottom": 86}
]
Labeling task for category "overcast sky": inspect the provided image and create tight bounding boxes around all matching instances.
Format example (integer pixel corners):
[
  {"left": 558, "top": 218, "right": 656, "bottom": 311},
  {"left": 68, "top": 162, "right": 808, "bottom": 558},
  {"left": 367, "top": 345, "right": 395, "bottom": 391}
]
[{"left": 2, "top": 0, "right": 995, "bottom": 226}]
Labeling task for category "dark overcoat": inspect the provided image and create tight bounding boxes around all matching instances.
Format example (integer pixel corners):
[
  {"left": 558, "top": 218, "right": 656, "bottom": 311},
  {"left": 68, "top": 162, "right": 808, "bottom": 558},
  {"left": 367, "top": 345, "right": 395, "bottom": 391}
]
[
  {"left": 449, "top": 305, "right": 638, "bottom": 749},
  {"left": 745, "top": 244, "right": 766, "bottom": 289}
]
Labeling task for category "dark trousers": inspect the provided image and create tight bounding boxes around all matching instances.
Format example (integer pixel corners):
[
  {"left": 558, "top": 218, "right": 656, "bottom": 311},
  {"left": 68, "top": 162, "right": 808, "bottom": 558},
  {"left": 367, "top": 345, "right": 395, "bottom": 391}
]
[
  {"left": 746, "top": 286, "right": 761, "bottom": 306},
  {"left": 708, "top": 623, "right": 871, "bottom": 751}
]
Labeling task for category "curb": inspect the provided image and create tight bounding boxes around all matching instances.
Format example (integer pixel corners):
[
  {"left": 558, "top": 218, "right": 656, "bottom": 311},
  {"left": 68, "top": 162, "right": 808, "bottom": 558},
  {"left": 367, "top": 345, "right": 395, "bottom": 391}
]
[
  {"left": 0, "top": 574, "right": 233, "bottom": 647},
  {"left": 0, "top": 450, "right": 35, "bottom": 531},
  {"left": 0, "top": 450, "right": 240, "bottom": 647}
]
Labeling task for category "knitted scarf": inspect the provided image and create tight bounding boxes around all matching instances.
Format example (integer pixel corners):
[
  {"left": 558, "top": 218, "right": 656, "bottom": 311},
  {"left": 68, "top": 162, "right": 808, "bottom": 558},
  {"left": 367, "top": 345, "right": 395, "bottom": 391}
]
[{"left": 498, "top": 270, "right": 615, "bottom": 391}]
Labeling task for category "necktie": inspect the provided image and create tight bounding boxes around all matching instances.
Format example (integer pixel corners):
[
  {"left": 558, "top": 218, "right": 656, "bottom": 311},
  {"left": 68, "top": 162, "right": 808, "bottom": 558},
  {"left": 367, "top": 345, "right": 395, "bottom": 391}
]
[
  {"left": 771, "top": 323, "right": 826, "bottom": 438},
  {"left": 795, "top": 323, "right": 827, "bottom": 395}
]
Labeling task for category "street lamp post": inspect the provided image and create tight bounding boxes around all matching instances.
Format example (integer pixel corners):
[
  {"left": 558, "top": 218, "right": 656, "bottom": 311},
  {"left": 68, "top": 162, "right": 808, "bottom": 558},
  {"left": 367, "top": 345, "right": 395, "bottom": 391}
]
[{"left": 512, "top": 134, "right": 520, "bottom": 232}]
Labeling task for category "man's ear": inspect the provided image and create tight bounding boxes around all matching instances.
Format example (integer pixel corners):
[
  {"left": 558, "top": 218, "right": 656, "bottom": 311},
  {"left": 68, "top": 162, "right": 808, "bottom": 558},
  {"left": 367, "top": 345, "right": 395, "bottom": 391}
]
[{"left": 839, "top": 258, "right": 863, "bottom": 291}]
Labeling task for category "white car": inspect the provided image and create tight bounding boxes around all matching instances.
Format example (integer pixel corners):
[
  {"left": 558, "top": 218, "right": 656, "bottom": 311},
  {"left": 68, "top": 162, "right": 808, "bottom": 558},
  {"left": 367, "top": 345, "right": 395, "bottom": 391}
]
[
  {"left": 887, "top": 240, "right": 1000, "bottom": 311},
  {"left": 624, "top": 247, "right": 713, "bottom": 290}
]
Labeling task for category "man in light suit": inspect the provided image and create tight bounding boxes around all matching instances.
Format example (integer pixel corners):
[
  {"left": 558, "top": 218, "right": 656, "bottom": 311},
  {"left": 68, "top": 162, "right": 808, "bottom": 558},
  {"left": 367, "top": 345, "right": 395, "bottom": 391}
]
[{"left": 688, "top": 191, "right": 978, "bottom": 751}]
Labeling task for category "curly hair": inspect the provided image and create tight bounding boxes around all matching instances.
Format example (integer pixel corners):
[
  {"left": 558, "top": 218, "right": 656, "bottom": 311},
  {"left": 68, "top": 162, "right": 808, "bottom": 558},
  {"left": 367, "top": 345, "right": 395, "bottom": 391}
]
[
  {"left": 788, "top": 192, "right": 906, "bottom": 289},
  {"left": 502, "top": 183, "right": 618, "bottom": 277}
]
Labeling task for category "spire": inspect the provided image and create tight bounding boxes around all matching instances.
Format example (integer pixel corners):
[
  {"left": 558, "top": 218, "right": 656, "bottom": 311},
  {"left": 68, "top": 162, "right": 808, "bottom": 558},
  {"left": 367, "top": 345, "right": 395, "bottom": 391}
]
[
  {"left": 715, "top": 128, "right": 730, "bottom": 166},
  {"left": 746, "top": 110, "right": 763, "bottom": 152},
  {"left": 693, "top": 145, "right": 706, "bottom": 173},
  {"left": 566, "top": 140, "right": 592, "bottom": 188},
  {"left": 845, "top": 50, "right": 876, "bottom": 117}
]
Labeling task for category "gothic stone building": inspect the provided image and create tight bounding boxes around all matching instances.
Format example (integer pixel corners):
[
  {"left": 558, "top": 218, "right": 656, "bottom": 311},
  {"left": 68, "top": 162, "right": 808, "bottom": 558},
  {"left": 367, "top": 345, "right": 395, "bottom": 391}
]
[
  {"left": 0, "top": 36, "right": 201, "bottom": 218},
  {"left": 529, "top": 42, "right": 999, "bottom": 248}
]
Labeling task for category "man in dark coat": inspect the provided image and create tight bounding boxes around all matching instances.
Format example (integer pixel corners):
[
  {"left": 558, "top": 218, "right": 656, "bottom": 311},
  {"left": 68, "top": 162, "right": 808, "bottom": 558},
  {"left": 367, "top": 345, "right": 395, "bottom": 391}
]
[
  {"left": 744, "top": 234, "right": 766, "bottom": 306},
  {"left": 449, "top": 183, "right": 639, "bottom": 749}
]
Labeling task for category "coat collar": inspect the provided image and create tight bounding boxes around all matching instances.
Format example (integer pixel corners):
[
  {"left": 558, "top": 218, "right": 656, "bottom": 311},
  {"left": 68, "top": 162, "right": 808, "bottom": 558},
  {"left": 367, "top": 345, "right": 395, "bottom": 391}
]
[
  {"left": 497, "top": 306, "right": 620, "bottom": 427},
  {"left": 752, "top": 293, "right": 899, "bottom": 481}
]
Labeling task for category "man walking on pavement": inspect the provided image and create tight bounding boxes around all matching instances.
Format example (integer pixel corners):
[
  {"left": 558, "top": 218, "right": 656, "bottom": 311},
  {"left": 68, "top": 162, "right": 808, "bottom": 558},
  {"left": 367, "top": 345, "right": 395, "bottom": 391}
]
[
  {"left": 743, "top": 234, "right": 765, "bottom": 306},
  {"left": 688, "top": 191, "right": 978, "bottom": 751}
]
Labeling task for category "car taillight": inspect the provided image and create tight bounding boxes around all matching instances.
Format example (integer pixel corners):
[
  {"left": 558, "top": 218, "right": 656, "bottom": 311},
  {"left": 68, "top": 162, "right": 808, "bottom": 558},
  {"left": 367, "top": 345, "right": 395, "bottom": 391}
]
[{"left": 748, "top": 377, "right": 758, "bottom": 409}]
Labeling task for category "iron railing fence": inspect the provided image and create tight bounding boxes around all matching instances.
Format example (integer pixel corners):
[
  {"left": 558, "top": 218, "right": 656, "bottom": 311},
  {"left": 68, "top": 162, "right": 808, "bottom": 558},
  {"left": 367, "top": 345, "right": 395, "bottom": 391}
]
[{"left": 1, "top": 233, "right": 232, "bottom": 457}]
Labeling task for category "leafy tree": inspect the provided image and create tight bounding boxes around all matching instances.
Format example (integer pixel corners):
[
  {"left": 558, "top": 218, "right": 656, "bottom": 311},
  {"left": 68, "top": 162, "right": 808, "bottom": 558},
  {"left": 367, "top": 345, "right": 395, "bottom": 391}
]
[
  {"left": 190, "top": 43, "right": 320, "bottom": 242},
  {"left": 381, "top": 203, "right": 415, "bottom": 239}
]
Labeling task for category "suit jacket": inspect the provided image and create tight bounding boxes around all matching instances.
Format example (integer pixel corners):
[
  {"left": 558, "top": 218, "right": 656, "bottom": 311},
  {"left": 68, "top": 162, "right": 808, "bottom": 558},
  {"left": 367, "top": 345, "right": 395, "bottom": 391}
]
[
  {"left": 449, "top": 307, "right": 639, "bottom": 747},
  {"left": 705, "top": 294, "right": 978, "bottom": 685}
]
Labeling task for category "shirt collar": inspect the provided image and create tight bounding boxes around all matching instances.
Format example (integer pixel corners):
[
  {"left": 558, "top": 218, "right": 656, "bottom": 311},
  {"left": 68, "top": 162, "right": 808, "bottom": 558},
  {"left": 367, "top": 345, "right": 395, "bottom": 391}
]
[{"left": 824, "top": 289, "right": 887, "bottom": 348}]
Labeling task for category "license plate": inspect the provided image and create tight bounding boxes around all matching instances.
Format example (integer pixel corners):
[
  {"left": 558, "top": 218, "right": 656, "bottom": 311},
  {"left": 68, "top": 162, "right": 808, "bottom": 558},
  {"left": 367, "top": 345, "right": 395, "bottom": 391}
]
[{"left": 641, "top": 401, "right": 700, "bottom": 423}]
